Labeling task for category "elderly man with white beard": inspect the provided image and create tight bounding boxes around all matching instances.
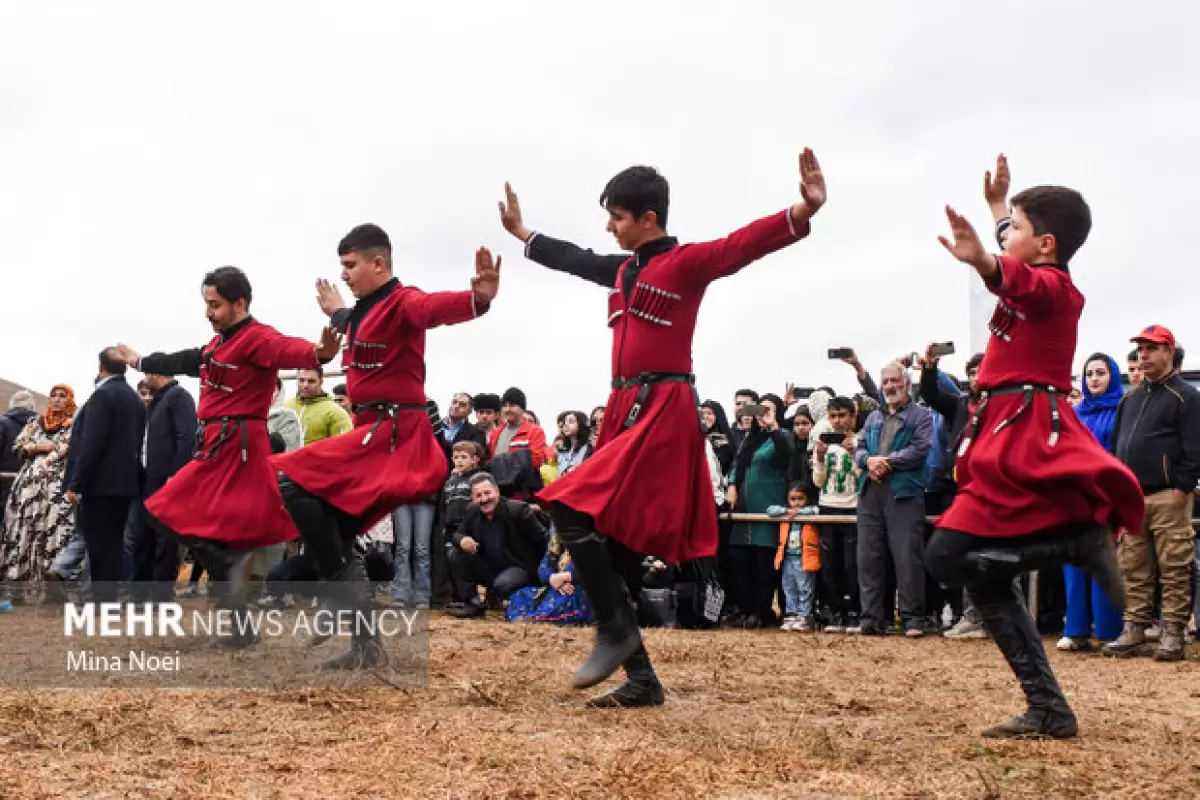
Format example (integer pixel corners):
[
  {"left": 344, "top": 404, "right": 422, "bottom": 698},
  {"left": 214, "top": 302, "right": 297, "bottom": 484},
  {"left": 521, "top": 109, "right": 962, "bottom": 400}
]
[{"left": 853, "top": 362, "right": 934, "bottom": 637}]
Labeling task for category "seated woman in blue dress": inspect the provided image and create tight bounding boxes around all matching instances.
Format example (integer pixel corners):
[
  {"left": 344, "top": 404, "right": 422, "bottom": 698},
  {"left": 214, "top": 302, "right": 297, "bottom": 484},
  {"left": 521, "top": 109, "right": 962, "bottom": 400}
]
[{"left": 505, "top": 533, "right": 593, "bottom": 625}]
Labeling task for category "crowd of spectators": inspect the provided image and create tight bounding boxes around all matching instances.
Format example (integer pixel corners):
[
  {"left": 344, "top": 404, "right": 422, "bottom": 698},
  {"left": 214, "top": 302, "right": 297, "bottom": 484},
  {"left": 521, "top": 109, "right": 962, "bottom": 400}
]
[{"left": 1, "top": 334, "right": 1197, "bottom": 664}]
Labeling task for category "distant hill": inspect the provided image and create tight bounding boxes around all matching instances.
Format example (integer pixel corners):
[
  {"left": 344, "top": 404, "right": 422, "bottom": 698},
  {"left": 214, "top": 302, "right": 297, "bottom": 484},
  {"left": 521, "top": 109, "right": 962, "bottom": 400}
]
[{"left": 0, "top": 378, "right": 49, "bottom": 413}]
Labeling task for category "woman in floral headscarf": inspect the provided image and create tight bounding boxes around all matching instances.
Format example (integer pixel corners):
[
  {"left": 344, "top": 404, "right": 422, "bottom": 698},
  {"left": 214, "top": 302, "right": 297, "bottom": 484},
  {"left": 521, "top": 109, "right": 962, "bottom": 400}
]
[{"left": 1, "top": 385, "right": 78, "bottom": 593}]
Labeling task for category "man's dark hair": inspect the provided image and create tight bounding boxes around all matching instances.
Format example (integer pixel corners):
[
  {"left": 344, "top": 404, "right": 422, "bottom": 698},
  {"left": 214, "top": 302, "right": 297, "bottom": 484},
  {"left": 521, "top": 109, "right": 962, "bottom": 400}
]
[
  {"left": 1174, "top": 345, "right": 1185, "bottom": 369},
  {"left": 99, "top": 347, "right": 126, "bottom": 376},
  {"left": 202, "top": 266, "right": 253, "bottom": 308},
  {"left": 1010, "top": 185, "right": 1092, "bottom": 265},
  {"left": 599, "top": 166, "right": 670, "bottom": 228},
  {"left": 1127, "top": 348, "right": 1139, "bottom": 363},
  {"left": 734, "top": 389, "right": 760, "bottom": 403},
  {"left": 469, "top": 472, "right": 498, "bottom": 490},
  {"left": 338, "top": 224, "right": 392, "bottom": 261},
  {"left": 965, "top": 353, "right": 985, "bottom": 374},
  {"left": 827, "top": 395, "right": 857, "bottom": 415},
  {"left": 299, "top": 366, "right": 324, "bottom": 379},
  {"left": 332, "top": 383, "right": 347, "bottom": 397}
]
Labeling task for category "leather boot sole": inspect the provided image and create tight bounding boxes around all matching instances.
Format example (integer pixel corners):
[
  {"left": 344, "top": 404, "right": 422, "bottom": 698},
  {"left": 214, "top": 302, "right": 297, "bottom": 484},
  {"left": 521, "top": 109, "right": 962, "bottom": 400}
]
[{"left": 586, "top": 681, "right": 665, "bottom": 708}]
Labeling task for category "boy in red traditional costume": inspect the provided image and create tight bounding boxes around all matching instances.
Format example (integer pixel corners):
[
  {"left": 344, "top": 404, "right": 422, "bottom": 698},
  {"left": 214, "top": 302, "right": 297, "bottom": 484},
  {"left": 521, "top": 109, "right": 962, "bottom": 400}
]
[
  {"left": 114, "top": 267, "right": 341, "bottom": 640},
  {"left": 272, "top": 224, "right": 499, "bottom": 669},
  {"left": 926, "top": 155, "right": 1144, "bottom": 739},
  {"left": 498, "top": 149, "right": 826, "bottom": 706}
]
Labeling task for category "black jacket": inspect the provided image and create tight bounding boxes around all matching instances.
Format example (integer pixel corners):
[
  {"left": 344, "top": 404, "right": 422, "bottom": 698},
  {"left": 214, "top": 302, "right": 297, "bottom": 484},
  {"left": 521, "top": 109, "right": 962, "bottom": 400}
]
[
  {"left": 441, "top": 467, "right": 481, "bottom": 539},
  {"left": 66, "top": 375, "right": 146, "bottom": 498},
  {"left": 144, "top": 381, "right": 198, "bottom": 488},
  {"left": 920, "top": 365, "right": 972, "bottom": 491},
  {"left": 0, "top": 407, "right": 37, "bottom": 475},
  {"left": 448, "top": 419, "right": 488, "bottom": 453},
  {"left": 1112, "top": 374, "right": 1200, "bottom": 494},
  {"left": 453, "top": 498, "right": 548, "bottom": 575}
]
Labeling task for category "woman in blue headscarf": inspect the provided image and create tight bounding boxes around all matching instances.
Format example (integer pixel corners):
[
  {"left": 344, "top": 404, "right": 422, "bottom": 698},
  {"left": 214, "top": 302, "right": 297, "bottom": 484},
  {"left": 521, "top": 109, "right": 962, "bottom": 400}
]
[{"left": 1058, "top": 352, "right": 1125, "bottom": 652}]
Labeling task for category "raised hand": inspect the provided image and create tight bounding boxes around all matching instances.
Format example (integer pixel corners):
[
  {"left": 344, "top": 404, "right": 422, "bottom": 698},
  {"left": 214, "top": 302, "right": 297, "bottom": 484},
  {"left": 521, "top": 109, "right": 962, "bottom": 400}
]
[
  {"left": 315, "top": 279, "right": 347, "bottom": 318},
  {"left": 938, "top": 206, "right": 990, "bottom": 268},
  {"left": 315, "top": 326, "right": 343, "bottom": 363},
  {"left": 113, "top": 343, "right": 141, "bottom": 366},
  {"left": 797, "top": 148, "right": 826, "bottom": 215},
  {"left": 471, "top": 246, "right": 501, "bottom": 305},
  {"left": 983, "top": 153, "right": 1011, "bottom": 208},
  {"left": 498, "top": 182, "right": 533, "bottom": 242}
]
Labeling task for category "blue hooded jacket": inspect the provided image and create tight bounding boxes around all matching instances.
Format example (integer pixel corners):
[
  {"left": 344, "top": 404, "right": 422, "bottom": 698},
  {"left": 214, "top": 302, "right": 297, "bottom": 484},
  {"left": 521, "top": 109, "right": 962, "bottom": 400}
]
[{"left": 1074, "top": 353, "right": 1123, "bottom": 452}]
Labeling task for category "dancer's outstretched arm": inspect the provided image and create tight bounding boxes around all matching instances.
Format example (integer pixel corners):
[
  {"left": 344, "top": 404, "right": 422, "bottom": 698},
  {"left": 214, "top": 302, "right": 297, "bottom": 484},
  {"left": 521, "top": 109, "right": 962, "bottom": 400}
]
[
  {"left": 114, "top": 343, "right": 203, "bottom": 377},
  {"left": 499, "top": 182, "right": 625, "bottom": 288},
  {"left": 679, "top": 148, "right": 826, "bottom": 286}
]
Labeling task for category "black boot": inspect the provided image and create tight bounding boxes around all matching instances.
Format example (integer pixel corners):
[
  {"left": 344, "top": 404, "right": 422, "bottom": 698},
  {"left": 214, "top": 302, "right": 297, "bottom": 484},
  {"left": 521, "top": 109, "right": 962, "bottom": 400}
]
[
  {"left": 199, "top": 544, "right": 258, "bottom": 649},
  {"left": 969, "top": 524, "right": 1124, "bottom": 612},
  {"left": 316, "top": 556, "right": 387, "bottom": 670},
  {"left": 586, "top": 644, "right": 665, "bottom": 708},
  {"left": 970, "top": 583, "right": 1078, "bottom": 739},
  {"left": 560, "top": 527, "right": 643, "bottom": 690}
]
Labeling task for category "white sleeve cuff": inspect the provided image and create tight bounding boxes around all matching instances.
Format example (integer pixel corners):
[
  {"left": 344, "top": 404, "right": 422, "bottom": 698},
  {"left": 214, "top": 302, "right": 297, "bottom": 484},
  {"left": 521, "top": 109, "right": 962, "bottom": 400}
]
[
  {"left": 523, "top": 232, "right": 540, "bottom": 258},
  {"left": 785, "top": 209, "right": 798, "bottom": 238}
]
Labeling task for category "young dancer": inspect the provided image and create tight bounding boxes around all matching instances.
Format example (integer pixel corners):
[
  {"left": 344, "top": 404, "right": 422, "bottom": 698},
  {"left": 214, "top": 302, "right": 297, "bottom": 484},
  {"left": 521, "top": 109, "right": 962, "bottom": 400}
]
[
  {"left": 272, "top": 224, "right": 499, "bottom": 668},
  {"left": 499, "top": 149, "right": 826, "bottom": 706},
  {"left": 926, "top": 155, "right": 1144, "bottom": 738}
]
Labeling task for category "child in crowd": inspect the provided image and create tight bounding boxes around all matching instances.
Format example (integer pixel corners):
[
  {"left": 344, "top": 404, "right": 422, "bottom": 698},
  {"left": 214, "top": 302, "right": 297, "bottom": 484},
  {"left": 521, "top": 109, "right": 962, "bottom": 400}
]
[
  {"left": 440, "top": 441, "right": 485, "bottom": 604},
  {"left": 812, "top": 395, "right": 862, "bottom": 632},
  {"left": 768, "top": 483, "right": 821, "bottom": 631}
]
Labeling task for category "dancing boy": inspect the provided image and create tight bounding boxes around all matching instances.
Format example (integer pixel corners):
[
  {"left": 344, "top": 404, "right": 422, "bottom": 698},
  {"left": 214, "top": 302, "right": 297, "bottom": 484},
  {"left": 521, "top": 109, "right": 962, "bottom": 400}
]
[
  {"left": 272, "top": 224, "right": 499, "bottom": 669},
  {"left": 499, "top": 149, "right": 825, "bottom": 706},
  {"left": 926, "top": 156, "right": 1144, "bottom": 738}
]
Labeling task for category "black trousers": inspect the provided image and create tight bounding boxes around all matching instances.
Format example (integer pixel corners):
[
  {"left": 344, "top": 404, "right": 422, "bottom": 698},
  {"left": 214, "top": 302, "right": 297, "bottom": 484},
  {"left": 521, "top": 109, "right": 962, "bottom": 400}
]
[
  {"left": 445, "top": 548, "right": 533, "bottom": 603},
  {"left": 818, "top": 507, "right": 858, "bottom": 622},
  {"left": 728, "top": 545, "right": 777, "bottom": 621},
  {"left": 79, "top": 494, "right": 134, "bottom": 600},
  {"left": 132, "top": 483, "right": 183, "bottom": 600}
]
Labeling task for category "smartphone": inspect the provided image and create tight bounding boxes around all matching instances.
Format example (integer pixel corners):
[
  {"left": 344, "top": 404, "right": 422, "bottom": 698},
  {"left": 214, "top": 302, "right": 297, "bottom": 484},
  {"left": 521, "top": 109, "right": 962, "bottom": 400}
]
[
  {"left": 899, "top": 354, "right": 916, "bottom": 368},
  {"left": 819, "top": 431, "right": 845, "bottom": 445},
  {"left": 741, "top": 403, "right": 766, "bottom": 418},
  {"left": 929, "top": 342, "right": 956, "bottom": 358},
  {"left": 828, "top": 347, "right": 854, "bottom": 360}
]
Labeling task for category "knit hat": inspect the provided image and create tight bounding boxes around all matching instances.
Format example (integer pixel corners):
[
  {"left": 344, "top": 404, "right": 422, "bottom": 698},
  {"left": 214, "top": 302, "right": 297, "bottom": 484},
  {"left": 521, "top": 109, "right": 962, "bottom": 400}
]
[
  {"left": 473, "top": 393, "right": 501, "bottom": 412},
  {"left": 502, "top": 387, "right": 527, "bottom": 410}
]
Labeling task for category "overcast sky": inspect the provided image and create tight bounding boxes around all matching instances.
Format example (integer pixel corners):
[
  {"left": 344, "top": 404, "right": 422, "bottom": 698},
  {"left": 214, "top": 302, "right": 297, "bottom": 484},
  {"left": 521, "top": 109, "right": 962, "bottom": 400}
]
[{"left": 2, "top": 2, "right": 1196, "bottom": 419}]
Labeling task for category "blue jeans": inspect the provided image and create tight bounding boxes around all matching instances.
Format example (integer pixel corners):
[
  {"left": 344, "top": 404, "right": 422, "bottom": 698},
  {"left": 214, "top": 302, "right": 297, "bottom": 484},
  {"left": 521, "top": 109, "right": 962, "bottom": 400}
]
[
  {"left": 1063, "top": 564, "right": 1122, "bottom": 641},
  {"left": 1192, "top": 538, "right": 1200, "bottom": 632},
  {"left": 51, "top": 531, "right": 91, "bottom": 593},
  {"left": 390, "top": 503, "right": 434, "bottom": 604},
  {"left": 781, "top": 560, "right": 816, "bottom": 619}
]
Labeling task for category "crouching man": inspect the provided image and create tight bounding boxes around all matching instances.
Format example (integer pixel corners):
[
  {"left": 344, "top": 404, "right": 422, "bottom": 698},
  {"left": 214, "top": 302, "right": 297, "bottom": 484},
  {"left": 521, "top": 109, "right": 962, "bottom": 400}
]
[{"left": 446, "top": 473, "right": 547, "bottom": 618}]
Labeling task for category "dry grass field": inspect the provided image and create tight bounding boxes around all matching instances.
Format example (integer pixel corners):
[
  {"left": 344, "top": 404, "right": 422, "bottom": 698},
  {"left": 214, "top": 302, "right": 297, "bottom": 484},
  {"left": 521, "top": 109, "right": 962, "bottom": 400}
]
[{"left": 1, "top": 608, "right": 1197, "bottom": 799}]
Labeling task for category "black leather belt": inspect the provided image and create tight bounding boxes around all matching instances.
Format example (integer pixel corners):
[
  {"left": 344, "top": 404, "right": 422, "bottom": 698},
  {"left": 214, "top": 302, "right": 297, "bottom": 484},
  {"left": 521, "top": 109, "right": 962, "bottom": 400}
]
[
  {"left": 195, "top": 415, "right": 265, "bottom": 463},
  {"left": 352, "top": 401, "right": 427, "bottom": 452},
  {"left": 957, "top": 384, "right": 1063, "bottom": 458},
  {"left": 610, "top": 372, "right": 697, "bottom": 430}
]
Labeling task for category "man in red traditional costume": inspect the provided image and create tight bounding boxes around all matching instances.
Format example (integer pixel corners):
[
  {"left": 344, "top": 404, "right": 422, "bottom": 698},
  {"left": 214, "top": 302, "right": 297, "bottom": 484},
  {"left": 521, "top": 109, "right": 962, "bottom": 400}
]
[
  {"left": 926, "top": 156, "right": 1144, "bottom": 739},
  {"left": 498, "top": 150, "right": 826, "bottom": 707},
  {"left": 114, "top": 267, "right": 341, "bottom": 641},
  {"left": 272, "top": 224, "right": 500, "bottom": 669}
]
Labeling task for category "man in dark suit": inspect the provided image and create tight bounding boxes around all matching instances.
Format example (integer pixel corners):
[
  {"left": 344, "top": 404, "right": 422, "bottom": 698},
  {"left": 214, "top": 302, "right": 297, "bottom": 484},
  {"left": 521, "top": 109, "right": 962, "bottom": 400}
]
[
  {"left": 66, "top": 348, "right": 146, "bottom": 601},
  {"left": 132, "top": 373, "right": 197, "bottom": 601}
]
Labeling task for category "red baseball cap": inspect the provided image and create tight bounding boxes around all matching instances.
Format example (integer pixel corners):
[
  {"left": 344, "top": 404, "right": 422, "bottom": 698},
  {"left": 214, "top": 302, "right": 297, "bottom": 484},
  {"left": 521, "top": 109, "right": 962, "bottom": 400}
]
[{"left": 1131, "top": 324, "right": 1176, "bottom": 348}]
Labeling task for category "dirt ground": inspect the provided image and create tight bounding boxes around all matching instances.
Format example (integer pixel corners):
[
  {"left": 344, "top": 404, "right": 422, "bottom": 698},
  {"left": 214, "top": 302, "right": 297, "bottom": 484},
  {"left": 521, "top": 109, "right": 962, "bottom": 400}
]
[{"left": 0, "top": 608, "right": 1197, "bottom": 799}]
